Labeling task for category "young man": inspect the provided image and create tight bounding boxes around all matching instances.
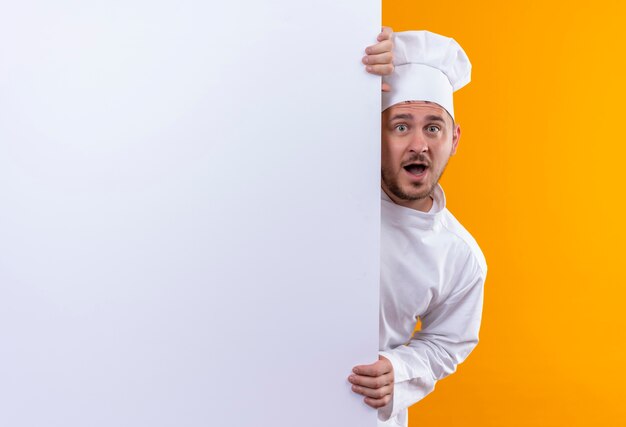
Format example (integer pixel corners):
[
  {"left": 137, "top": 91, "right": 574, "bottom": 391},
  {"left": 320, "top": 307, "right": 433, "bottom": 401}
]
[{"left": 356, "top": 30, "right": 487, "bottom": 427}]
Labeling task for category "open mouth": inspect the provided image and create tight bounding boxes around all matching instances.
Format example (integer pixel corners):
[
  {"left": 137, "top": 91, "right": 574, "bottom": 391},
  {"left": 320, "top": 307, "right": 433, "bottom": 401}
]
[{"left": 403, "top": 163, "right": 428, "bottom": 176}]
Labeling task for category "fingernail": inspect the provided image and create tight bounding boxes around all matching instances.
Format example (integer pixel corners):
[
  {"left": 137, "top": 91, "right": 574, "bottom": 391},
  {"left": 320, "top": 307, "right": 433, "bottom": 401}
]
[
  {"left": 353, "top": 368, "right": 359, "bottom": 374},
  {"left": 365, "top": 47, "right": 372, "bottom": 54},
  {"left": 362, "top": 56, "right": 369, "bottom": 64},
  {"left": 366, "top": 66, "right": 373, "bottom": 72}
]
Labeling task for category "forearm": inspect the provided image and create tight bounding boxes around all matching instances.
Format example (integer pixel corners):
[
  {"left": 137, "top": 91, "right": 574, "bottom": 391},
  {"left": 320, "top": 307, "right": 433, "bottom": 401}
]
[
  {"left": 378, "top": 332, "right": 478, "bottom": 420},
  {"left": 378, "top": 270, "right": 485, "bottom": 420}
]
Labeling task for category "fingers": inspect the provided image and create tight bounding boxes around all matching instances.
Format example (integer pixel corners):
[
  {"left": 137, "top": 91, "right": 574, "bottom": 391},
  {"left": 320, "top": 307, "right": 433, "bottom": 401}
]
[
  {"left": 362, "top": 50, "right": 393, "bottom": 66},
  {"left": 363, "top": 28, "right": 394, "bottom": 76},
  {"left": 349, "top": 373, "right": 393, "bottom": 408},
  {"left": 382, "top": 82, "right": 392, "bottom": 92},
  {"left": 353, "top": 363, "right": 385, "bottom": 377},
  {"left": 349, "top": 372, "right": 392, "bottom": 388},
  {"left": 364, "top": 40, "right": 393, "bottom": 76},
  {"left": 364, "top": 395, "right": 392, "bottom": 409},
  {"left": 365, "top": 38, "right": 393, "bottom": 56},
  {"left": 351, "top": 383, "right": 393, "bottom": 399},
  {"left": 378, "top": 26, "right": 393, "bottom": 42},
  {"left": 365, "top": 63, "right": 394, "bottom": 76},
  {"left": 352, "top": 359, "right": 393, "bottom": 378},
  {"left": 349, "top": 358, "right": 395, "bottom": 409},
  {"left": 366, "top": 26, "right": 393, "bottom": 54}
]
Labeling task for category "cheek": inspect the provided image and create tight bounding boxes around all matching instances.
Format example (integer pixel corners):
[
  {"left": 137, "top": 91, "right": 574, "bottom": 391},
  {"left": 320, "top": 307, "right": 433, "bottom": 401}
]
[
  {"left": 381, "top": 145, "right": 396, "bottom": 172},
  {"left": 433, "top": 143, "right": 454, "bottom": 164},
  {"left": 381, "top": 139, "right": 402, "bottom": 170},
  {"left": 380, "top": 144, "right": 389, "bottom": 163}
]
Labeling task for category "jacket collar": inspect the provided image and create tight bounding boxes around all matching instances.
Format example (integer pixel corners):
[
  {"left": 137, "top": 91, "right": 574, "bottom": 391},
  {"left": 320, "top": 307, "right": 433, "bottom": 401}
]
[{"left": 380, "top": 184, "right": 446, "bottom": 230}]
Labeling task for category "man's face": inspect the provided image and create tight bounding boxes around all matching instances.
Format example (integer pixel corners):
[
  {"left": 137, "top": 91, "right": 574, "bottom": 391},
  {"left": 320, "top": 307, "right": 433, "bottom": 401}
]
[{"left": 381, "top": 101, "right": 461, "bottom": 211}]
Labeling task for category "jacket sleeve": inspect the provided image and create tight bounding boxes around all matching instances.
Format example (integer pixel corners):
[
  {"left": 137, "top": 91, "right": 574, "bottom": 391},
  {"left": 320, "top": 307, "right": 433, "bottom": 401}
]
[{"left": 377, "top": 258, "right": 486, "bottom": 422}]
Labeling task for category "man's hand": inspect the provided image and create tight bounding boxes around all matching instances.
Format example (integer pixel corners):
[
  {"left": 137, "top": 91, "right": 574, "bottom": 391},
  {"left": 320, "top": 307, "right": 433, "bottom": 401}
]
[
  {"left": 348, "top": 356, "right": 394, "bottom": 409},
  {"left": 363, "top": 26, "right": 395, "bottom": 92}
]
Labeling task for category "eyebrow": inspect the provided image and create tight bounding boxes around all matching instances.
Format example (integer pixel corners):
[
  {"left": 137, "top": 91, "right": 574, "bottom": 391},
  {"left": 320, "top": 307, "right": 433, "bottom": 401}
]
[
  {"left": 424, "top": 115, "right": 446, "bottom": 124},
  {"left": 389, "top": 113, "right": 414, "bottom": 121},
  {"left": 389, "top": 113, "right": 447, "bottom": 124}
]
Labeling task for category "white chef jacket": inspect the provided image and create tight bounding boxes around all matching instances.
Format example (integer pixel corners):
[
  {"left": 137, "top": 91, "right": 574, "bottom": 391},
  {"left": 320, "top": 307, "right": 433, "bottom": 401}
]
[{"left": 377, "top": 184, "right": 487, "bottom": 427}]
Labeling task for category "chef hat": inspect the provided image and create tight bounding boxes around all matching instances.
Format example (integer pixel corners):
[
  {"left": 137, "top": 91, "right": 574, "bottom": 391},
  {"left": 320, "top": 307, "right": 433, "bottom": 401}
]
[{"left": 382, "top": 30, "right": 472, "bottom": 119}]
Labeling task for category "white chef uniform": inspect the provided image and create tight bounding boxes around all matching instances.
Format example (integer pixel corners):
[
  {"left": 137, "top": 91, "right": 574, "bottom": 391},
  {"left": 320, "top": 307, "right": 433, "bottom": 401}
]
[
  {"left": 375, "top": 31, "right": 486, "bottom": 427},
  {"left": 377, "top": 185, "right": 486, "bottom": 427}
]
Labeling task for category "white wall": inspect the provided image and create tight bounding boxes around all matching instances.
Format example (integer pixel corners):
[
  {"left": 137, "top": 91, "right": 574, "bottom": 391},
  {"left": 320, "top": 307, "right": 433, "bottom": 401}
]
[{"left": 0, "top": 2, "right": 381, "bottom": 426}]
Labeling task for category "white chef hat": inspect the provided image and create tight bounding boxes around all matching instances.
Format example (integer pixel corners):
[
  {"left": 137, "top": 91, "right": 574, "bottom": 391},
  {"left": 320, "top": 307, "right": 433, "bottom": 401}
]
[{"left": 381, "top": 30, "right": 472, "bottom": 119}]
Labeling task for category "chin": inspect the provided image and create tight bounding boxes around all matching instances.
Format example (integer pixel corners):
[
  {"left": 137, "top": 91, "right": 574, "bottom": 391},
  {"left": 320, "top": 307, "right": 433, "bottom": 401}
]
[
  {"left": 403, "top": 182, "right": 430, "bottom": 198},
  {"left": 407, "top": 184, "right": 436, "bottom": 200},
  {"left": 391, "top": 186, "right": 427, "bottom": 202},
  {"left": 407, "top": 191, "right": 431, "bottom": 201},
  {"left": 383, "top": 174, "right": 432, "bottom": 201}
]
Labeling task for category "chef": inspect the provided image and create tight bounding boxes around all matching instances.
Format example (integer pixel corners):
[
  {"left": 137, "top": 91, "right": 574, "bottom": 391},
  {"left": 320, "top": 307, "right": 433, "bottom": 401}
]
[{"left": 351, "top": 30, "right": 487, "bottom": 427}]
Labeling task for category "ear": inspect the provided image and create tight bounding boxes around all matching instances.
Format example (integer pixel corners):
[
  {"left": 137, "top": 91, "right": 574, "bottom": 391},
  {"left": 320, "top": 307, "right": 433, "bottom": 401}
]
[{"left": 450, "top": 123, "right": 461, "bottom": 155}]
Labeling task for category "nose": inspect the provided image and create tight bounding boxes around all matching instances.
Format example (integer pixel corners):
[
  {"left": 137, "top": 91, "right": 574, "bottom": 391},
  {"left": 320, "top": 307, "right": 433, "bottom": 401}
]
[{"left": 408, "top": 131, "right": 429, "bottom": 154}]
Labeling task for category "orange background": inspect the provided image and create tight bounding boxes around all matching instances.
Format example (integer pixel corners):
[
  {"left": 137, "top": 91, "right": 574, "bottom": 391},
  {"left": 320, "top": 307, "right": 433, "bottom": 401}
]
[{"left": 383, "top": 1, "right": 626, "bottom": 426}]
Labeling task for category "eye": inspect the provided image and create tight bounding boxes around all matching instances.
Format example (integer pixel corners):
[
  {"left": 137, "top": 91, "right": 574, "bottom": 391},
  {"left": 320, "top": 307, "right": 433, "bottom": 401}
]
[
  {"left": 395, "top": 124, "right": 408, "bottom": 132},
  {"left": 426, "top": 125, "right": 440, "bottom": 133}
]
